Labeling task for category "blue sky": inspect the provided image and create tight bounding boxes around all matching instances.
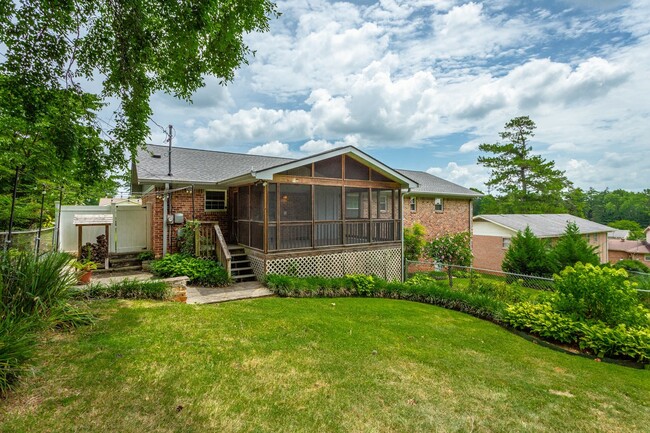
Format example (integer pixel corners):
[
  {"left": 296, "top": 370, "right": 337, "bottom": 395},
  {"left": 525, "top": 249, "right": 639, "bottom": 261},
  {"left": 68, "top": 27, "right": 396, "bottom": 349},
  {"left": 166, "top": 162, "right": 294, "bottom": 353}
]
[{"left": 146, "top": 0, "right": 650, "bottom": 192}]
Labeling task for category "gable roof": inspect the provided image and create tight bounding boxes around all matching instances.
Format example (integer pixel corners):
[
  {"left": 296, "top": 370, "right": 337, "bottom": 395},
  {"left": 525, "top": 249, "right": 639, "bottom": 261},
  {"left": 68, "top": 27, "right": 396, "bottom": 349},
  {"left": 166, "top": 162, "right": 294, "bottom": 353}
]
[
  {"left": 473, "top": 214, "right": 613, "bottom": 237},
  {"left": 135, "top": 145, "right": 481, "bottom": 195},
  {"left": 134, "top": 144, "right": 294, "bottom": 185},
  {"left": 398, "top": 169, "right": 482, "bottom": 198}
]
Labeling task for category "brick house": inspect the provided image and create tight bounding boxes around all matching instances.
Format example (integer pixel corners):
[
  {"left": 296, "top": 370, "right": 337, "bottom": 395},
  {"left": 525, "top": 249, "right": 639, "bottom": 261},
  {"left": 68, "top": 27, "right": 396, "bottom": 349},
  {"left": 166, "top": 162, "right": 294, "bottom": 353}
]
[
  {"left": 608, "top": 227, "right": 650, "bottom": 264},
  {"left": 132, "top": 144, "right": 478, "bottom": 281},
  {"left": 472, "top": 214, "right": 613, "bottom": 271}
]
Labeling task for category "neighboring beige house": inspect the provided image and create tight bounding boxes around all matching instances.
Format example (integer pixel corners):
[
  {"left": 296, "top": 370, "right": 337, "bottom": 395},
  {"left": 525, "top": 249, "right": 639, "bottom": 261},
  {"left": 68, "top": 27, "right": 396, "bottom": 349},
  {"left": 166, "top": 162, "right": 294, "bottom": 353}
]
[
  {"left": 608, "top": 227, "right": 650, "bottom": 264},
  {"left": 472, "top": 214, "right": 613, "bottom": 271}
]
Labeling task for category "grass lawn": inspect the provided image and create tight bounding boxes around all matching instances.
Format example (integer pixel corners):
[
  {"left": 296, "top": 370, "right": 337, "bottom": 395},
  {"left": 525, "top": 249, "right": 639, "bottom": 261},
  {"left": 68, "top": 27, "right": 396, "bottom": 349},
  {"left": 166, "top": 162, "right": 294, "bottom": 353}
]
[{"left": 1, "top": 298, "right": 649, "bottom": 433}]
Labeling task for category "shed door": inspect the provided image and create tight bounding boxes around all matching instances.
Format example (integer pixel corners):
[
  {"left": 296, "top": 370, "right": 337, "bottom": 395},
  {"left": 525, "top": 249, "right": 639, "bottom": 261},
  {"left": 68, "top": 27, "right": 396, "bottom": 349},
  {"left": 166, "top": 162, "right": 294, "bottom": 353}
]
[{"left": 114, "top": 205, "right": 151, "bottom": 253}]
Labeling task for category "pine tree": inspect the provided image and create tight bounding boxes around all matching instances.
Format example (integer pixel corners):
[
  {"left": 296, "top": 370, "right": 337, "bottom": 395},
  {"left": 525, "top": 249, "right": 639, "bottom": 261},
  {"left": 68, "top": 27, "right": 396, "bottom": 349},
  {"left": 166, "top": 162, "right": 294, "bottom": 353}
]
[{"left": 478, "top": 116, "right": 571, "bottom": 213}]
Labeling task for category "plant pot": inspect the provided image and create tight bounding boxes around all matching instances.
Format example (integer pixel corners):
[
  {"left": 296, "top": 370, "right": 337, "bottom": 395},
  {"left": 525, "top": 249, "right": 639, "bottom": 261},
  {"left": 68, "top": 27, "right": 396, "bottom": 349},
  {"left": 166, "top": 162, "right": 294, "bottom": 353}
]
[{"left": 78, "top": 271, "right": 93, "bottom": 285}]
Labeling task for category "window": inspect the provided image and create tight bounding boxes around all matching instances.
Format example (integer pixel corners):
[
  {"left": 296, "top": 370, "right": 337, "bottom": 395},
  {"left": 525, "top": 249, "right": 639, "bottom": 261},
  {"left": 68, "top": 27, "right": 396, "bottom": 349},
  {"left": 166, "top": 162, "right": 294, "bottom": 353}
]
[
  {"left": 205, "top": 190, "right": 226, "bottom": 211},
  {"left": 434, "top": 197, "right": 443, "bottom": 212},
  {"left": 502, "top": 238, "right": 511, "bottom": 249},
  {"left": 379, "top": 195, "right": 387, "bottom": 212},
  {"left": 409, "top": 197, "right": 416, "bottom": 212},
  {"left": 345, "top": 187, "right": 368, "bottom": 219},
  {"left": 645, "top": 255, "right": 650, "bottom": 262}
]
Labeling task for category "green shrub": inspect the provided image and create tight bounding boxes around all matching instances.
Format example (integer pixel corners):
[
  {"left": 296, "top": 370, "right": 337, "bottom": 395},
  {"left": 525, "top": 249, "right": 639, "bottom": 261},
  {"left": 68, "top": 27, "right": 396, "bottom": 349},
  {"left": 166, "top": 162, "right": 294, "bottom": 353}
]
[
  {"left": 150, "top": 254, "right": 231, "bottom": 287},
  {"left": 614, "top": 259, "right": 650, "bottom": 274},
  {"left": 404, "top": 274, "right": 439, "bottom": 287},
  {"left": 503, "top": 302, "right": 650, "bottom": 362},
  {"left": 502, "top": 226, "right": 552, "bottom": 277},
  {"left": 578, "top": 323, "right": 650, "bottom": 362},
  {"left": 503, "top": 302, "right": 580, "bottom": 344},
  {"left": 549, "top": 222, "right": 599, "bottom": 273},
  {"left": 466, "top": 279, "right": 528, "bottom": 304},
  {"left": 404, "top": 223, "right": 427, "bottom": 261},
  {"left": 137, "top": 251, "right": 155, "bottom": 261},
  {"left": 553, "top": 263, "right": 649, "bottom": 327},
  {"left": 72, "top": 279, "right": 172, "bottom": 300},
  {"left": 265, "top": 274, "right": 505, "bottom": 321},
  {"left": 344, "top": 274, "right": 376, "bottom": 296}
]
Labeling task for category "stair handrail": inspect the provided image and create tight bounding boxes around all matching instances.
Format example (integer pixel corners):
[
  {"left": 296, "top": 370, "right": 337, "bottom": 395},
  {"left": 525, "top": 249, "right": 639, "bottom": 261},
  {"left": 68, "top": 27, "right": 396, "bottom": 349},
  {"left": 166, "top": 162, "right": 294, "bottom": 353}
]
[{"left": 213, "top": 224, "right": 231, "bottom": 278}]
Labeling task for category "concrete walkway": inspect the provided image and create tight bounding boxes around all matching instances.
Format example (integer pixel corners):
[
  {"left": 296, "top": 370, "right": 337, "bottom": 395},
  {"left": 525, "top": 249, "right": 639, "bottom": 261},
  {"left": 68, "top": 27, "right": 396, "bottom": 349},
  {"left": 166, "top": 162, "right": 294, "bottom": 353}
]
[{"left": 186, "top": 281, "right": 273, "bottom": 304}]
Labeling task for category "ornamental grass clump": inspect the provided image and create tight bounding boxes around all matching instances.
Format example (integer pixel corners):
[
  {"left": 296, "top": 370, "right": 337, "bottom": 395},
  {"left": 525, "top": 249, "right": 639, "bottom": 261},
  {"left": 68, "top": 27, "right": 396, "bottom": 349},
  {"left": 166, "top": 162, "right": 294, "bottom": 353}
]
[{"left": 0, "top": 250, "right": 94, "bottom": 395}]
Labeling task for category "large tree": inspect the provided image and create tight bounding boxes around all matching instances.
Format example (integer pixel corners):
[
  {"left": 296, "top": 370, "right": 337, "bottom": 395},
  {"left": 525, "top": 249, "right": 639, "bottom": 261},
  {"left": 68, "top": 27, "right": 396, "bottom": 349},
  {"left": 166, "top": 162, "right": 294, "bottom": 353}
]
[
  {"left": 0, "top": 0, "right": 278, "bottom": 230},
  {"left": 477, "top": 116, "right": 571, "bottom": 213}
]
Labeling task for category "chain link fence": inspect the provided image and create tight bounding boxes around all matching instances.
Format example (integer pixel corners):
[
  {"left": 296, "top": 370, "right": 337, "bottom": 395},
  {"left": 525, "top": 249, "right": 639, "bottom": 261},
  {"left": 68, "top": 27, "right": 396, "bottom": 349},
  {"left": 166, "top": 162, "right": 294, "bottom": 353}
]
[
  {"left": 406, "top": 260, "right": 555, "bottom": 291},
  {"left": 0, "top": 227, "right": 55, "bottom": 253}
]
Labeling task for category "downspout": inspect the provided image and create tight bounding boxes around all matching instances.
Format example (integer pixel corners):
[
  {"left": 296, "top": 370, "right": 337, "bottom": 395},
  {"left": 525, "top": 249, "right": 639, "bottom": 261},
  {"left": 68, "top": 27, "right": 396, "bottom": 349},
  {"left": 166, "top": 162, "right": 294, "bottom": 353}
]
[{"left": 163, "top": 183, "right": 169, "bottom": 257}]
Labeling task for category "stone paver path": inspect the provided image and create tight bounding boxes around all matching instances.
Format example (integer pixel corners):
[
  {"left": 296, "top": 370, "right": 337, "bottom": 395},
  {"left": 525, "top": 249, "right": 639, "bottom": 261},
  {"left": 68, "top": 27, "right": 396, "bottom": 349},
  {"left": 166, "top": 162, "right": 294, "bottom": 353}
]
[{"left": 186, "top": 281, "right": 273, "bottom": 304}]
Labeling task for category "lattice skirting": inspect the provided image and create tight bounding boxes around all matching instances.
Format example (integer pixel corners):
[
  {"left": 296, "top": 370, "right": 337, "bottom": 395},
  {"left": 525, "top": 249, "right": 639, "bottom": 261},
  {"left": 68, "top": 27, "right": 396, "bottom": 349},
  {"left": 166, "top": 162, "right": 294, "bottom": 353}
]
[
  {"left": 248, "top": 254, "right": 266, "bottom": 281},
  {"left": 263, "top": 248, "right": 402, "bottom": 282}
]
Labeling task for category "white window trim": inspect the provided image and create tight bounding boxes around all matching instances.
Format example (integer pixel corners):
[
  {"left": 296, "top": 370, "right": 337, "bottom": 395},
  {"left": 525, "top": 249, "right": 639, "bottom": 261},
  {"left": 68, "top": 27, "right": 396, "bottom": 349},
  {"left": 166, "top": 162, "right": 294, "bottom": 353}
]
[
  {"left": 410, "top": 197, "right": 417, "bottom": 212},
  {"left": 346, "top": 193, "right": 360, "bottom": 210},
  {"left": 379, "top": 193, "right": 388, "bottom": 212},
  {"left": 502, "top": 238, "right": 511, "bottom": 249},
  {"left": 434, "top": 197, "right": 444, "bottom": 212},
  {"left": 644, "top": 255, "right": 650, "bottom": 262},
  {"left": 205, "top": 189, "right": 227, "bottom": 212}
]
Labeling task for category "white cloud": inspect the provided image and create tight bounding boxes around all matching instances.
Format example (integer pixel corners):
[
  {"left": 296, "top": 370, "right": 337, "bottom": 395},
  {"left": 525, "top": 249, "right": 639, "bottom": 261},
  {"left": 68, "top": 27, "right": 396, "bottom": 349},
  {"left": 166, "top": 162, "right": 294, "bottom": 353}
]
[
  {"left": 247, "top": 140, "right": 296, "bottom": 157},
  {"left": 427, "top": 162, "right": 489, "bottom": 190}
]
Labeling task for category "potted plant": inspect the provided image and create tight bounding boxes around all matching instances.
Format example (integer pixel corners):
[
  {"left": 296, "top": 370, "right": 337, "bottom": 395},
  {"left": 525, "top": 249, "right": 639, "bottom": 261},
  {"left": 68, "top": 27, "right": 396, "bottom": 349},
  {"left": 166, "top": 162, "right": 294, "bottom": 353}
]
[
  {"left": 138, "top": 251, "right": 155, "bottom": 271},
  {"left": 73, "top": 259, "right": 98, "bottom": 284}
]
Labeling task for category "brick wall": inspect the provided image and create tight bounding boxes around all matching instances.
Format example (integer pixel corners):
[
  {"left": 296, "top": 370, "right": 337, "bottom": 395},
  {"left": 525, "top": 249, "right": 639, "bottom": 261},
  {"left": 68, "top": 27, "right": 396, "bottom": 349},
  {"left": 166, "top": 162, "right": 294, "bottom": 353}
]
[
  {"left": 608, "top": 250, "right": 629, "bottom": 264},
  {"left": 143, "top": 186, "right": 231, "bottom": 258},
  {"left": 472, "top": 235, "right": 507, "bottom": 271},
  {"left": 403, "top": 196, "right": 472, "bottom": 241}
]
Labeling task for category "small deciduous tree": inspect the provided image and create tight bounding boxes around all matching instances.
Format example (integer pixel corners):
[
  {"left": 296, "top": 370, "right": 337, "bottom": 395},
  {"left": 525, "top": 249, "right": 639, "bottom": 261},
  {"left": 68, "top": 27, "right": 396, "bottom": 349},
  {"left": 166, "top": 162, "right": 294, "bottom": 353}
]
[
  {"left": 502, "top": 226, "right": 552, "bottom": 277},
  {"left": 549, "top": 222, "right": 599, "bottom": 273},
  {"left": 404, "top": 223, "right": 426, "bottom": 261},
  {"left": 607, "top": 220, "right": 645, "bottom": 240},
  {"left": 427, "top": 232, "right": 472, "bottom": 288}
]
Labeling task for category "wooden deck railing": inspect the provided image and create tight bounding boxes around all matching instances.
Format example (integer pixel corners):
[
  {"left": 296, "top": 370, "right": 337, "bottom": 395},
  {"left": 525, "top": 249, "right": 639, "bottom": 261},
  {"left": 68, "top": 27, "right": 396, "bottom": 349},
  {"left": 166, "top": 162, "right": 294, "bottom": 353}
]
[
  {"left": 194, "top": 222, "right": 217, "bottom": 258},
  {"left": 213, "top": 224, "right": 231, "bottom": 278}
]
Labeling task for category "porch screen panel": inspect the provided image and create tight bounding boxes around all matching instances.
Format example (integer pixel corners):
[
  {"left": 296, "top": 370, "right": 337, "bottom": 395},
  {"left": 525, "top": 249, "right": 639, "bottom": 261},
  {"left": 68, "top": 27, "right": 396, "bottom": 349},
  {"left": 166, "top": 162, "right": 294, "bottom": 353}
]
[
  {"left": 316, "top": 222, "right": 342, "bottom": 247},
  {"left": 238, "top": 220, "right": 250, "bottom": 246},
  {"left": 371, "top": 189, "right": 394, "bottom": 219},
  {"left": 250, "top": 184, "right": 264, "bottom": 222},
  {"left": 250, "top": 222, "right": 264, "bottom": 250},
  {"left": 279, "top": 184, "right": 311, "bottom": 221},
  {"left": 237, "top": 186, "right": 249, "bottom": 220},
  {"left": 280, "top": 224, "right": 312, "bottom": 249},
  {"left": 267, "top": 224, "right": 277, "bottom": 251},
  {"left": 268, "top": 183, "right": 277, "bottom": 222},
  {"left": 345, "top": 156, "right": 370, "bottom": 180},
  {"left": 314, "top": 156, "right": 342, "bottom": 178},
  {"left": 315, "top": 186, "right": 341, "bottom": 220},
  {"left": 345, "top": 187, "right": 369, "bottom": 219}
]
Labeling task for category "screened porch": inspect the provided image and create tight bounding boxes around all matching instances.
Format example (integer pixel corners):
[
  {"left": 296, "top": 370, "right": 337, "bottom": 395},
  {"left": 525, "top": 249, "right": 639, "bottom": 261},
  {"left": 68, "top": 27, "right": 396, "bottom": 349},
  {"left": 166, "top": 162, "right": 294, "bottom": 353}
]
[{"left": 233, "top": 155, "right": 403, "bottom": 253}]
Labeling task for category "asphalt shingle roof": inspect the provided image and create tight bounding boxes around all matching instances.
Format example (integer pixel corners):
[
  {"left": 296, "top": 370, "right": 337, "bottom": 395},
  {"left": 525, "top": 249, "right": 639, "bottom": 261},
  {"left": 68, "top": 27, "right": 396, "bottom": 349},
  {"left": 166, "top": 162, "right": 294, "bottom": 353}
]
[
  {"left": 134, "top": 144, "right": 295, "bottom": 184},
  {"left": 474, "top": 214, "right": 613, "bottom": 237},
  {"left": 397, "top": 169, "right": 482, "bottom": 197},
  {"left": 134, "top": 144, "right": 478, "bottom": 197}
]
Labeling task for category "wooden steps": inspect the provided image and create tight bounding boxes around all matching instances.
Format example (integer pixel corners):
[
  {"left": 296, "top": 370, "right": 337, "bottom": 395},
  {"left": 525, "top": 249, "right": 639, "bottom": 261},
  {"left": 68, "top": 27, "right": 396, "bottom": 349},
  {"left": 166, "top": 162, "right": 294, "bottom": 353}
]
[{"left": 228, "top": 245, "right": 257, "bottom": 282}]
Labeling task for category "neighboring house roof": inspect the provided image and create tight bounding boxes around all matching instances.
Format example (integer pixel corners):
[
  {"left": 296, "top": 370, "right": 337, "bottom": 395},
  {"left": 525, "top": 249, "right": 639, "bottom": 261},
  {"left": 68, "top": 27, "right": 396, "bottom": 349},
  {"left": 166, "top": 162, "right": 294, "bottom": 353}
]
[
  {"left": 608, "top": 239, "right": 650, "bottom": 254},
  {"left": 133, "top": 144, "right": 480, "bottom": 195},
  {"left": 473, "top": 214, "right": 614, "bottom": 238},
  {"left": 608, "top": 229, "right": 630, "bottom": 239},
  {"left": 98, "top": 198, "right": 142, "bottom": 206},
  {"left": 397, "top": 169, "right": 482, "bottom": 198}
]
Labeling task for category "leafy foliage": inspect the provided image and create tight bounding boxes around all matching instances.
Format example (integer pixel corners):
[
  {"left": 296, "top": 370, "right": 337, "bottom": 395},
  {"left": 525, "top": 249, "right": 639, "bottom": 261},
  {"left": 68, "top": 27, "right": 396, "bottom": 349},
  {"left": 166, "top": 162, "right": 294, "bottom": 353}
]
[
  {"left": 613, "top": 259, "right": 649, "bottom": 274},
  {"left": 553, "top": 263, "right": 649, "bottom": 327},
  {"left": 427, "top": 231, "right": 472, "bottom": 287},
  {"left": 72, "top": 279, "right": 171, "bottom": 301},
  {"left": 502, "top": 226, "right": 552, "bottom": 277},
  {"left": 608, "top": 220, "right": 646, "bottom": 240},
  {"left": 503, "top": 302, "right": 580, "bottom": 343},
  {"left": 177, "top": 220, "right": 201, "bottom": 256},
  {"left": 150, "top": 254, "right": 230, "bottom": 287},
  {"left": 266, "top": 274, "right": 505, "bottom": 322},
  {"left": 403, "top": 223, "right": 426, "bottom": 261},
  {"left": 549, "top": 222, "right": 599, "bottom": 272},
  {"left": 477, "top": 116, "right": 571, "bottom": 213}
]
